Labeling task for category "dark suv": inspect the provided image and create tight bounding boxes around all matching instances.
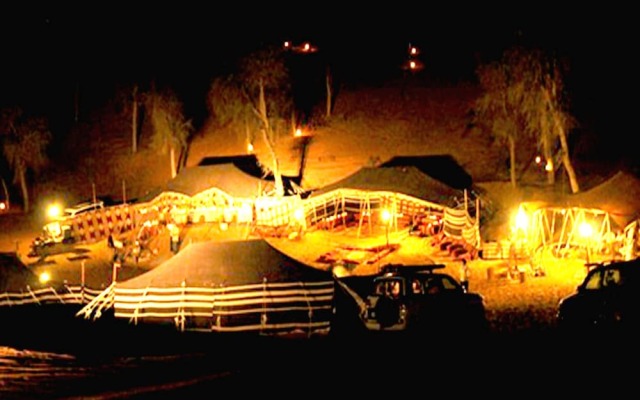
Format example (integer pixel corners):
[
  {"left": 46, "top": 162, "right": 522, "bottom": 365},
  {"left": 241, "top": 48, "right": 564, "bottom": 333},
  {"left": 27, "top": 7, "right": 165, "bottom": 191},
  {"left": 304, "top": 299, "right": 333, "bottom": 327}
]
[
  {"left": 557, "top": 258, "right": 640, "bottom": 332},
  {"left": 359, "top": 264, "right": 487, "bottom": 334}
]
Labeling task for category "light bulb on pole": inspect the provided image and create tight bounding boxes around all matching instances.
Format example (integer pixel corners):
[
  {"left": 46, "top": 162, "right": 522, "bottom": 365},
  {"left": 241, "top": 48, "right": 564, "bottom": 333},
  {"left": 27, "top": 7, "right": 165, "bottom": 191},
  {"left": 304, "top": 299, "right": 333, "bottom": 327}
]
[{"left": 381, "top": 209, "right": 391, "bottom": 248}]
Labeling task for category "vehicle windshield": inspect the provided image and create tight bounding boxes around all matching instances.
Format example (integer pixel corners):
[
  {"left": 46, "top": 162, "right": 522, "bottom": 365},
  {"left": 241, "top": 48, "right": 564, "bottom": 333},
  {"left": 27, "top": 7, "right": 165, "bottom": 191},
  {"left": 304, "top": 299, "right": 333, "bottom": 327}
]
[
  {"left": 375, "top": 278, "right": 404, "bottom": 298},
  {"left": 423, "top": 275, "right": 460, "bottom": 294}
]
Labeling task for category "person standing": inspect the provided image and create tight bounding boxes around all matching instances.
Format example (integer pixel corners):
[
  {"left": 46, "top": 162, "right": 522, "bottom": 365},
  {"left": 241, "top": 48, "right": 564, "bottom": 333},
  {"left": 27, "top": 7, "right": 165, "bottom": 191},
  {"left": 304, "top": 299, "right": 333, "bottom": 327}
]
[
  {"left": 460, "top": 258, "right": 470, "bottom": 292},
  {"left": 167, "top": 223, "right": 181, "bottom": 254}
]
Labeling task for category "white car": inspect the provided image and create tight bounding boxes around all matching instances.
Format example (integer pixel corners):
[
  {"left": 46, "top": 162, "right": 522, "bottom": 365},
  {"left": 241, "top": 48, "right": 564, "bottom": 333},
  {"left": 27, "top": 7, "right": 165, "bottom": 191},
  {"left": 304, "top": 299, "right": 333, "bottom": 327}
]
[{"left": 62, "top": 200, "right": 104, "bottom": 219}]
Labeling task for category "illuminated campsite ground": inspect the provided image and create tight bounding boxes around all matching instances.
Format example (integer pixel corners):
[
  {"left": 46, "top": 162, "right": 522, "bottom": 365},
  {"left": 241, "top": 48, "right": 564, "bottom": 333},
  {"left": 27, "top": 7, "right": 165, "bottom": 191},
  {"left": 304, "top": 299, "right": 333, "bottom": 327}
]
[{"left": 2, "top": 212, "right": 589, "bottom": 335}]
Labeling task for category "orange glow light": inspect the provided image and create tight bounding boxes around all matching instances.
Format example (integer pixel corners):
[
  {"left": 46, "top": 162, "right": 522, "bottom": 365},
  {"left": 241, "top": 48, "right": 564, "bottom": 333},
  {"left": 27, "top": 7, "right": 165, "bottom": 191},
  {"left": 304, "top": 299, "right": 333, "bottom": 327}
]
[
  {"left": 292, "top": 42, "right": 318, "bottom": 54},
  {"left": 403, "top": 59, "right": 424, "bottom": 71},
  {"left": 545, "top": 160, "right": 553, "bottom": 172}
]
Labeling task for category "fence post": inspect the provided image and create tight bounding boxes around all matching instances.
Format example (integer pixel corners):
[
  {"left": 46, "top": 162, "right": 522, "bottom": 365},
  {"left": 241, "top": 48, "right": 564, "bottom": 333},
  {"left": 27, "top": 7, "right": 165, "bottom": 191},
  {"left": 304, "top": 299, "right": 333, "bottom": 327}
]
[{"left": 81, "top": 260, "right": 86, "bottom": 304}]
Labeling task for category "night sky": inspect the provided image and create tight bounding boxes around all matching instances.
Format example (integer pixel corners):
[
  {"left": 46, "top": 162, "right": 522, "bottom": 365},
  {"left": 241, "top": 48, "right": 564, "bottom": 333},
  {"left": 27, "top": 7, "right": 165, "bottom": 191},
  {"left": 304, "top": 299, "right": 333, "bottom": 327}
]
[{"left": 0, "top": 6, "right": 635, "bottom": 148}]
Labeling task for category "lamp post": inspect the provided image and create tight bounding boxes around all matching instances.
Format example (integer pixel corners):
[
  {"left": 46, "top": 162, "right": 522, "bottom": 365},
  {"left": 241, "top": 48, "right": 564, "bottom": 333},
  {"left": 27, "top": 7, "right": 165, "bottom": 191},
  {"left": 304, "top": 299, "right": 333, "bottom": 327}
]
[
  {"left": 382, "top": 209, "right": 391, "bottom": 248},
  {"left": 579, "top": 222, "right": 594, "bottom": 264}
]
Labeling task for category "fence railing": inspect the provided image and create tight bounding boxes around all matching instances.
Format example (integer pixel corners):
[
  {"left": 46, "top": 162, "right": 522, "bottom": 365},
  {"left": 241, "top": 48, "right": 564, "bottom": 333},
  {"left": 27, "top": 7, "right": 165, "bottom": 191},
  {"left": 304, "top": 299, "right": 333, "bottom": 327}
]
[{"left": 0, "top": 285, "right": 104, "bottom": 307}]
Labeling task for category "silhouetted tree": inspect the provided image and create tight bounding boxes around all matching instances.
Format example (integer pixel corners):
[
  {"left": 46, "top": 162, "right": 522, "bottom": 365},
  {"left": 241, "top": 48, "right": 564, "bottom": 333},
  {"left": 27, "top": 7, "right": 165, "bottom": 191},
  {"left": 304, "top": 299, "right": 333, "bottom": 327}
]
[
  {"left": 0, "top": 108, "right": 52, "bottom": 213},
  {"left": 475, "top": 47, "right": 580, "bottom": 192},
  {"left": 209, "top": 46, "right": 292, "bottom": 196},
  {"left": 145, "top": 88, "right": 193, "bottom": 178},
  {"left": 475, "top": 59, "right": 525, "bottom": 188}
]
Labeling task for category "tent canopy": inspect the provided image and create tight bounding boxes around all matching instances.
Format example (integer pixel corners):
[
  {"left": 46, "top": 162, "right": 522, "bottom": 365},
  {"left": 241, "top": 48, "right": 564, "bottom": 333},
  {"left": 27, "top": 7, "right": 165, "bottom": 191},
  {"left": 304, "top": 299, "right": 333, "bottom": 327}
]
[
  {"left": 380, "top": 154, "right": 473, "bottom": 190},
  {"left": 564, "top": 170, "right": 640, "bottom": 228},
  {"left": 166, "top": 164, "right": 271, "bottom": 198},
  {"left": 309, "top": 165, "right": 465, "bottom": 208},
  {"left": 198, "top": 155, "right": 302, "bottom": 191},
  {"left": 117, "top": 239, "right": 332, "bottom": 289}
]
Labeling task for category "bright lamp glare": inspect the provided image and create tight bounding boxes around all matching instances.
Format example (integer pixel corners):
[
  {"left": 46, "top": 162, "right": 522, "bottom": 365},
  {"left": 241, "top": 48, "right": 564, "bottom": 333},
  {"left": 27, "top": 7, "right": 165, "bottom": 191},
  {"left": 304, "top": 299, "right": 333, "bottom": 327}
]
[
  {"left": 47, "top": 204, "right": 62, "bottom": 219},
  {"left": 579, "top": 222, "right": 594, "bottom": 238},
  {"left": 381, "top": 209, "right": 391, "bottom": 223},
  {"left": 39, "top": 272, "right": 51, "bottom": 284},
  {"left": 514, "top": 207, "right": 529, "bottom": 231}
]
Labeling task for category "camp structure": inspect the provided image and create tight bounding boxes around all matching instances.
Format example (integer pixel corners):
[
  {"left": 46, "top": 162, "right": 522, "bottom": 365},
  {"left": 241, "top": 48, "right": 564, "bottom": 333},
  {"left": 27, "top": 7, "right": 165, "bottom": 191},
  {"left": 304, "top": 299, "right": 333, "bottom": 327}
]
[
  {"left": 146, "top": 156, "right": 305, "bottom": 230},
  {"left": 520, "top": 171, "right": 640, "bottom": 263},
  {"left": 77, "top": 239, "right": 335, "bottom": 337},
  {"left": 59, "top": 155, "right": 307, "bottom": 246},
  {"left": 305, "top": 155, "right": 480, "bottom": 248}
]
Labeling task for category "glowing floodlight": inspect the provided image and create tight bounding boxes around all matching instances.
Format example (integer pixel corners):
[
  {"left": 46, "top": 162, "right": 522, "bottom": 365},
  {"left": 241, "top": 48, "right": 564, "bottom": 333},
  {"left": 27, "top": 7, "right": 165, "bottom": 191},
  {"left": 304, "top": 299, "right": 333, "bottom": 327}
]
[
  {"left": 514, "top": 206, "right": 529, "bottom": 232},
  {"left": 381, "top": 209, "right": 391, "bottom": 248},
  {"left": 579, "top": 222, "right": 594, "bottom": 239},
  {"left": 294, "top": 207, "right": 304, "bottom": 222},
  {"left": 579, "top": 221, "right": 594, "bottom": 263},
  {"left": 39, "top": 271, "right": 51, "bottom": 284},
  {"left": 381, "top": 209, "right": 391, "bottom": 223},
  {"left": 47, "top": 203, "right": 62, "bottom": 220}
]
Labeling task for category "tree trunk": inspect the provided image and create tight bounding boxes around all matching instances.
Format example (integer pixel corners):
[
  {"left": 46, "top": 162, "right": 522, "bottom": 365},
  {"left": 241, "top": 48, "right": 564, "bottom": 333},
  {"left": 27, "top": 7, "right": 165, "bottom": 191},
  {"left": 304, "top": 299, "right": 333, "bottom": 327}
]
[
  {"left": 170, "top": 147, "right": 177, "bottom": 178},
  {"left": 557, "top": 125, "right": 580, "bottom": 193},
  {"left": 244, "top": 117, "right": 252, "bottom": 152},
  {"left": 291, "top": 110, "right": 297, "bottom": 136},
  {"left": 257, "top": 81, "right": 284, "bottom": 197},
  {"left": 540, "top": 119, "right": 555, "bottom": 185},
  {"left": 542, "top": 86, "right": 577, "bottom": 192},
  {"left": 326, "top": 66, "right": 332, "bottom": 118},
  {"left": 132, "top": 85, "right": 138, "bottom": 154},
  {"left": 18, "top": 166, "right": 29, "bottom": 213},
  {"left": 509, "top": 135, "right": 517, "bottom": 188},
  {"left": 1, "top": 178, "right": 10, "bottom": 210}
]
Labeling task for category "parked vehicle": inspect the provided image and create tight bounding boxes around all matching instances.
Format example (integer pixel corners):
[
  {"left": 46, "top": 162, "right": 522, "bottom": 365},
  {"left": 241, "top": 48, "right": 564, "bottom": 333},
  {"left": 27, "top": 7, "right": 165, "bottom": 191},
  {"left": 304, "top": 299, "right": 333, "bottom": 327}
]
[
  {"left": 28, "top": 221, "right": 75, "bottom": 259},
  {"left": 360, "top": 264, "right": 487, "bottom": 334},
  {"left": 557, "top": 258, "right": 640, "bottom": 332},
  {"left": 61, "top": 200, "right": 104, "bottom": 220}
]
